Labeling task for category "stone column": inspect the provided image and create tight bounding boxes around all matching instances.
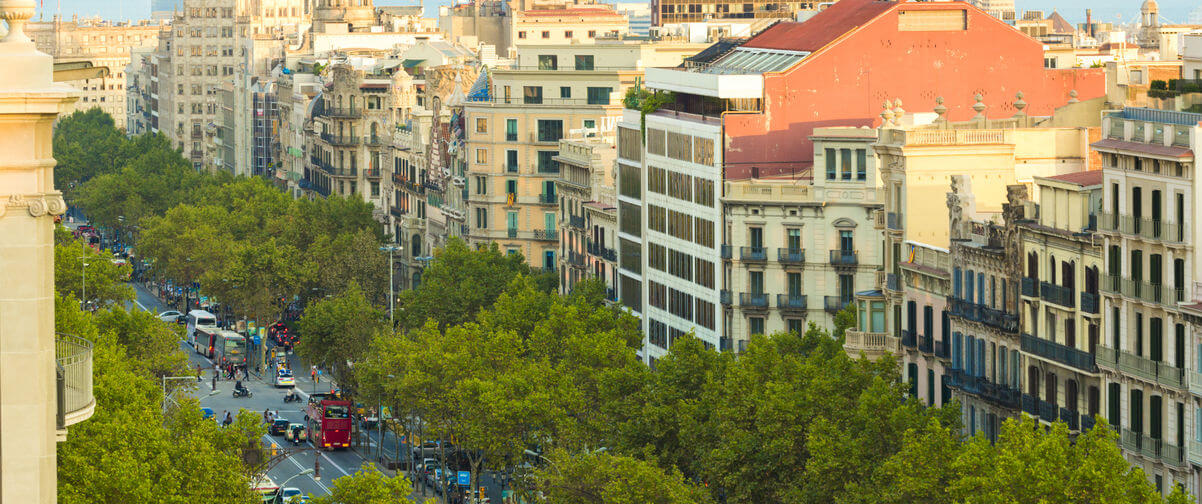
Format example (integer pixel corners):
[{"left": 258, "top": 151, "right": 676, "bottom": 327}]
[{"left": 0, "top": 1, "right": 78, "bottom": 503}]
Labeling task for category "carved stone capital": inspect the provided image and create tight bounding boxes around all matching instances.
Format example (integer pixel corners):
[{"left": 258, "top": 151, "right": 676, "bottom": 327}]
[{"left": 3, "top": 192, "right": 66, "bottom": 217}]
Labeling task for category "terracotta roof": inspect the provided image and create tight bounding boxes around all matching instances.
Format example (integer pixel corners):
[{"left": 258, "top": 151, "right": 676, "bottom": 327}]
[
  {"left": 741, "top": 0, "right": 895, "bottom": 52},
  {"left": 1044, "top": 170, "right": 1103, "bottom": 187},
  {"left": 1090, "top": 138, "right": 1194, "bottom": 159}
]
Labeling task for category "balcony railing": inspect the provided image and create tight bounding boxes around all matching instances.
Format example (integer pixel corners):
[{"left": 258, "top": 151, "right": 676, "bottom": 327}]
[
  {"left": 741, "top": 246, "right": 767, "bottom": 261},
  {"left": 721, "top": 245, "right": 732, "bottom": 260},
  {"left": 533, "top": 229, "right": 558, "bottom": 241},
  {"left": 1020, "top": 333, "right": 1097, "bottom": 373},
  {"left": 919, "top": 334, "right": 933, "bottom": 354},
  {"left": 829, "top": 249, "right": 858, "bottom": 266},
  {"left": 538, "top": 192, "right": 557, "bottom": 204},
  {"left": 1038, "top": 399, "right": 1058, "bottom": 423},
  {"left": 1040, "top": 281, "right": 1075, "bottom": 308},
  {"left": 1022, "top": 394, "right": 1038, "bottom": 416},
  {"left": 1060, "top": 408, "right": 1080, "bottom": 430},
  {"left": 739, "top": 292, "right": 769, "bottom": 309},
  {"left": 901, "top": 330, "right": 917, "bottom": 348},
  {"left": 1097, "top": 346, "right": 1186, "bottom": 390},
  {"left": 948, "top": 297, "right": 1019, "bottom": 332},
  {"left": 777, "top": 294, "right": 807, "bottom": 311},
  {"left": 56, "top": 333, "right": 95, "bottom": 430},
  {"left": 1081, "top": 414, "right": 1096, "bottom": 432},
  {"left": 1021, "top": 277, "right": 1039, "bottom": 298},
  {"left": 947, "top": 369, "right": 1021, "bottom": 409},
  {"left": 323, "top": 107, "right": 362, "bottom": 119},
  {"left": 568, "top": 215, "right": 585, "bottom": 229},
  {"left": 885, "top": 273, "right": 900, "bottom": 292},
  {"left": 320, "top": 132, "right": 359, "bottom": 146},
  {"left": 778, "top": 248, "right": 805, "bottom": 264},
  {"left": 1098, "top": 212, "right": 1187, "bottom": 244},
  {"left": 1080, "top": 292, "right": 1100, "bottom": 314},
  {"left": 824, "top": 296, "right": 850, "bottom": 314},
  {"left": 566, "top": 251, "right": 585, "bottom": 267},
  {"left": 844, "top": 330, "right": 899, "bottom": 356},
  {"left": 720, "top": 290, "right": 732, "bottom": 305},
  {"left": 934, "top": 341, "right": 950, "bottom": 359},
  {"left": 507, "top": 228, "right": 518, "bottom": 238}
]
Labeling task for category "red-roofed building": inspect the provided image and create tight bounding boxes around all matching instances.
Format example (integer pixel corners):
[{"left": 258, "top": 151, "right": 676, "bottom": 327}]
[{"left": 635, "top": 0, "right": 1104, "bottom": 180}]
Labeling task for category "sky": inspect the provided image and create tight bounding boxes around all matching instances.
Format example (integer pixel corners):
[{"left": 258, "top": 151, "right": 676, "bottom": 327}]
[{"left": 35, "top": 0, "right": 1202, "bottom": 27}]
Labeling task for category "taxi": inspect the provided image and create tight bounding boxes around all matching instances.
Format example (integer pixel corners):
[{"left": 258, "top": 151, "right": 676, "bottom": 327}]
[{"left": 274, "top": 367, "right": 295, "bottom": 388}]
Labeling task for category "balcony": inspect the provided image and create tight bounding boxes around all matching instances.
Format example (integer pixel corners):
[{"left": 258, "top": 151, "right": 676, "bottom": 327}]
[
  {"left": 1020, "top": 333, "right": 1097, "bottom": 373},
  {"left": 720, "top": 290, "right": 732, "bottom": 305},
  {"left": 507, "top": 228, "right": 518, "bottom": 239},
  {"left": 390, "top": 207, "right": 405, "bottom": 219},
  {"left": 566, "top": 251, "right": 585, "bottom": 267},
  {"left": 320, "top": 133, "right": 359, "bottom": 146},
  {"left": 1038, "top": 399, "right": 1058, "bottom": 423},
  {"left": 740, "top": 246, "right": 767, "bottom": 261},
  {"left": 538, "top": 192, "right": 557, "bottom": 205},
  {"left": 886, "top": 212, "right": 902, "bottom": 231},
  {"left": 947, "top": 370, "right": 1021, "bottom": 409},
  {"left": 934, "top": 341, "right": 950, "bottom": 359},
  {"left": 364, "top": 135, "right": 384, "bottom": 146},
  {"left": 568, "top": 215, "right": 585, "bottom": 229},
  {"left": 901, "top": 330, "right": 917, "bottom": 348},
  {"left": 829, "top": 249, "right": 858, "bottom": 266},
  {"left": 1098, "top": 212, "right": 1187, "bottom": 244},
  {"left": 844, "top": 330, "right": 899, "bottom": 359},
  {"left": 1081, "top": 414, "right": 1096, "bottom": 432},
  {"left": 1040, "top": 281, "right": 1074, "bottom": 308},
  {"left": 739, "top": 292, "right": 769, "bottom": 309},
  {"left": 777, "top": 294, "right": 807, "bottom": 311},
  {"left": 56, "top": 334, "right": 95, "bottom": 433},
  {"left": 1097, "top": 346, "right": 1186, "bottom": 390},
  {"left": 323, "top": 107, "right": 362, "bottom": 119},
  {"left": 720, "top": 245, "right": 732, "bottom": 260},
  {"left": 1021, "top": 277, "right": 1039, "bottom": 298},
  {"left": 1060, "top": 408, "right": 1079, "bottom": 431},
  {"left": 1080, "top": 292, "right": 1100, "bottom": 314},
  {"left": 777, "top": 248, "right": 805, "bottom": 264},
  {"left": 534, "top": 229, "right": 558, "bottom": 241},
  {"left": 364, "top": 169, "right": 381, "bottom": 179},
  {"left": 1022, "top": 394, "right": 1038, "bottom": 416},
  {"left": 919, "top": 334, "right": 933, "bottom": 354},
  {"left": 824, "top": 296, "right": 850, "bottom": 314},
  {"left": 885, "top": 273, "right": 900, "bottom": 293},
  {"left": 948, "top": 297, "right": 1019, "bottom": 332}
]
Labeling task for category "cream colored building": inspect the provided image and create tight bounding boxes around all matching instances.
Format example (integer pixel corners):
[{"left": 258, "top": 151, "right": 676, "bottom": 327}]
[
  {"left": 440, "top": 0, "right": 628, "bottom": 57},
  {"left": 724, "top": 127, "right": 883, "bottom": 350},
  {"left": 151, "top": 0, "right": 306, "bottom": 168},
  {"left": 0, "top": 4, "right": 93, "bottom": 502},
  {"left": 464, "top": 40, "right": 704, "bottom": 270},
  {"left": 27, "top": 17, "right": 163, "bottom": 130},
  {"left": 1018, "top": 171, "right": 1104, "bottom": 439},
  {"left": 554, "top": 134, "right": 617, "bottom": 295}
]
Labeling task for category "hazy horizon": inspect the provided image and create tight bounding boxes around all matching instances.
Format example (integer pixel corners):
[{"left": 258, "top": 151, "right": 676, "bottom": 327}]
[{"left": 32, "top": 0, "right": 1200, "bottom": 27}]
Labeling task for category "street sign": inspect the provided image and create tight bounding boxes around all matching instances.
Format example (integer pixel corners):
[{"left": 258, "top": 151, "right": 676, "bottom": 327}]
[{"left": 457, "top": 471, "right": 470, "bottom": 486}]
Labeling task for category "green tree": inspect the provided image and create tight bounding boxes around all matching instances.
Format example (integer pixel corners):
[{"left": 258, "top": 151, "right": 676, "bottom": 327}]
[
  {"left": 295, "top": 283, "right": 386, "bottom": 390},
  {"left": 52, "top": 108, "right": 128, "bottom": 191},
  {"left": 533, "top": 450, "right": 713, "bottom": 504},
  {"left": 54, "top": 226, "right": 134, "bottom": 307},
  {"left": 92, "top": 306, "right": 188, "bottom": 379},
  {"left": 306, "top": 229, "right": 389, "bottom": 306},
  {"left": 308, "top": 465, "right": 413, "bottom": 504},
  {"left": 201, "top": 238, "right": 306, "bottom": 326},
  {"left": 396, "top": 238, "right": 530, "bottom": 330}
]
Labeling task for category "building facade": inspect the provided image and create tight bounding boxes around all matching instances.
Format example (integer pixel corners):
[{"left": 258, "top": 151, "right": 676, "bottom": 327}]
[{"left": 554, "top": 135, "right": 617, "bottom": 295}]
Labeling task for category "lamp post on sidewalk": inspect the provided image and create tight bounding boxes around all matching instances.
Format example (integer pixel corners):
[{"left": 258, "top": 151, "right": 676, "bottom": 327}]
[{"left": 379, "top": 245, "right": 402, "bottom": 327}]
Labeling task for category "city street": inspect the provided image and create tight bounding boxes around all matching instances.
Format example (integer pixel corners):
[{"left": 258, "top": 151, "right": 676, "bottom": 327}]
[{"left": 128, "top": 282, "right": 476, "bottom": 502}]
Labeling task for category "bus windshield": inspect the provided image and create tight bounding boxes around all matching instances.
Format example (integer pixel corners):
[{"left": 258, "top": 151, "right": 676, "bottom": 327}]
[
  {"left": 225, "top": 338, "right": 246, "bottom": 356},
  {"left": 197, "top": 317, "right": 216, "bottom": 326},
  {"left": 325, "top": 406, "right": 350, "bottom": 419}
]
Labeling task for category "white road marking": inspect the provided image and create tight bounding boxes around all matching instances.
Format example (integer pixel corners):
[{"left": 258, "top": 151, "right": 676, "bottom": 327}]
[
  {"left": 261, "top": 434, "right": 331, "bottom": 493},
  {"left": 133, "top": 299, "right": 149, "bottom": 312},
  {"left": 320, "top": 451, "right": 352, "bottom": 477}
]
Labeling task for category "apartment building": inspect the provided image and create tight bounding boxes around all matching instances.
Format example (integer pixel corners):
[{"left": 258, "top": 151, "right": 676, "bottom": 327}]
[
  {"left": 892, "top": 240, "right": 953, "bottom": 406},
  {"left": 855, "top": 99, "right": 1097, "bottom": 409},
  {"left": 465, "top": 40, "right": 704, "bottom": 271},
  {"left": 943, "top": 179, "right": 1025, "bottom": 441},
  {"left": 651, "top": 0, "right": 827, "bottom": 26},
  {"left": 554, "top": 134, "right": 617, "bottom": 296},
  {"left": 125, "top": 46, "right": 156, "bottom": 135},
  {"left": 306, "top": 61, "right": 393, "bottom": 209},
  {"left": 440, "top": 0, "right": 628, "bottom": 56},
  {"left": 151, "top": 0, "right": 306, "bottom": 169},
  {"left": 723, "top": 127, "right": 883, "bottom": 349},
  {"left": 1018, "top": 171, "right": 1104, "bottom": 440},
  {"left": 1095, "top": 107, "right": 1202, "bottom": 494},
  {"left": 276, "top": 69, "right": 320, "bottom": 197},
  {"left": 28, "top": 17, "right": 163, "bottom": 130}
]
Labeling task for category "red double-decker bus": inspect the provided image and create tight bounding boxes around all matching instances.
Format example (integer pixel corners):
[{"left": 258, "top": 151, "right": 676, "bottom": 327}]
[{"left": 305, "top": 393, "right": 352, "bottom": 450}]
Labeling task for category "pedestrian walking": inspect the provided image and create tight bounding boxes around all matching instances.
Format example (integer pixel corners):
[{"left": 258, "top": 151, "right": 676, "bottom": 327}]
[
  {"left": 222, "top": 412, "right": 233, "bottom": 427},
  {"left": 311, "top": 366, "right": 317, "bottom": 383},
  {"left": 263, "top": 409, "right": 270, "bottom": 424},
  {"left": 211, "top": 373, "right": 217, "bottom": 391},
  {"left": 195, "top": 364, "right": 203, "bottom": 382}
]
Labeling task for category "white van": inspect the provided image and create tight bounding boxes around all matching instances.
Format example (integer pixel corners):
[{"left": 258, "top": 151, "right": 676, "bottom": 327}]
[{"left": 185, "top": 309, "right": 218, "bottom": 342}]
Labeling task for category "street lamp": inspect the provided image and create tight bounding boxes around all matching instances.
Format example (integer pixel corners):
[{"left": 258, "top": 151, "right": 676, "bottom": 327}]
[
  {"left": 379, "top": 245, "right": 403, "bottom": 326},
  {"left": 277, "top": 468, "right": 315, "bottom": 499}
]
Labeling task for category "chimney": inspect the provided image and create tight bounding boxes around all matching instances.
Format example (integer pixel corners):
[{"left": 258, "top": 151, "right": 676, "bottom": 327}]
[{"left": 1085, "top": 9, "right": 1092, "bottom": 37}]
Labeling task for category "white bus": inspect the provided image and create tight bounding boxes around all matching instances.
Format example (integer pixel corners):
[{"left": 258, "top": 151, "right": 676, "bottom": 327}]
[{"left": 185, "top": 309, "right": 218, "bottom": 341}]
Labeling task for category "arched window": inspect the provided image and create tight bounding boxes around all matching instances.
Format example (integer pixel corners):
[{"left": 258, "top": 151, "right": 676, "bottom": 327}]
[
  {"left": 1027, "top": 251, "right": 1038, "bottom": 279},
  {"left": 411, "top": 234, "right": 421, "bottom": 257},
  {"left": 350, "top": 95, "right": 357, "bottom": 111}
]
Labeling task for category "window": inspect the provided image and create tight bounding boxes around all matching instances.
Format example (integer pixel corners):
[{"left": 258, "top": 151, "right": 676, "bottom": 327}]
[
  {"left": 587, "top": 87, "right": 613, "bottom": 105},
  {"left": 564, "top": 30, "right": 573, "bottom": 38},
  {"left": 839, "top": 230, "right": 854, "bottom": 252},
  {"left": 537, "top": 120, "right": 564, "bottom": 142},
  {"left": 523, "top": 86, "right": 543, "bottom": 105},
  {"left": 588, "top": 30, "right": 596, "bottom": 38},
  {"left": 787, "top": 228, "right": 801, "bottom": 250},
  {"left": 506, "top": 119, "right": 518, "bottom": 141},
  {"left": 825, "top": 148, "right": 836, "bottom": 180},
  {"left": 506, "top": 150, "right": 518, "bottom": 173},
  {"left": 749, "top": 317, "right": 764, "bottom": 337},
  {"left": 620, "top": 202, "right": 641, "bottom": 237},
  {"left": 620, "top": 238, "right": 640, "bottom": 274},
  {"left": 506, "top": 179, "right": 517, "bottom": 196},
  {"left": 518, "top": 31, "right": 526, "bottom": 39},
  {"left": 475, "top": 148, "right": 487, "bottom": 164},
  {"left": 541, "top": 31, "right": 550, "bottom": 39},
  {"left": 787, "top": 319, "right": 804, "bottom": 335},
  {"left": 575, "top": 54, "right": 594, "bottom": 70},
  {"left": 475, "top": 207, "right": 488, "bottom": 229},
  {"left": 474, "top": 176, "right": 487, "bottom": 195},
  {"left": 537, "top": 151, "right": 559, "bottom": 173},
  {"left": 583, "top": 119, "right": 596, "bottom": 131},
  {"left": 856, "top": 149, "right": 867, "bottom": 180},
  {"left": 560, "top": 86, "right": 571, "bottom": 99},
  {"left": 619, "top": 164, "right": 641, "bottom": 198},
  {"left": 840, "top": 148, "right": 852, "bottom": 180},
  {"left": 475, "top": 118, "right": 487, "bottom": 133}
]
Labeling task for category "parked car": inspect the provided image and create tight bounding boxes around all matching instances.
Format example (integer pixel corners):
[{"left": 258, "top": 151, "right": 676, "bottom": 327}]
[
  {"left": 157, "top": 310, "right": 183, "bottom": 323},
  {"left": 270, "top": 419, "right": 290, "bottom": 436}
]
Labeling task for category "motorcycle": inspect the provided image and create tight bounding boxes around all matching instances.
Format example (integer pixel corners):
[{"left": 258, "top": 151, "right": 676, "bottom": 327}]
[
  {"left": 283, "top": 392, "right": 301, "bottom": 403},
  {"left": 233, "top": 387, "right": 253, "bottom": 398}
]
